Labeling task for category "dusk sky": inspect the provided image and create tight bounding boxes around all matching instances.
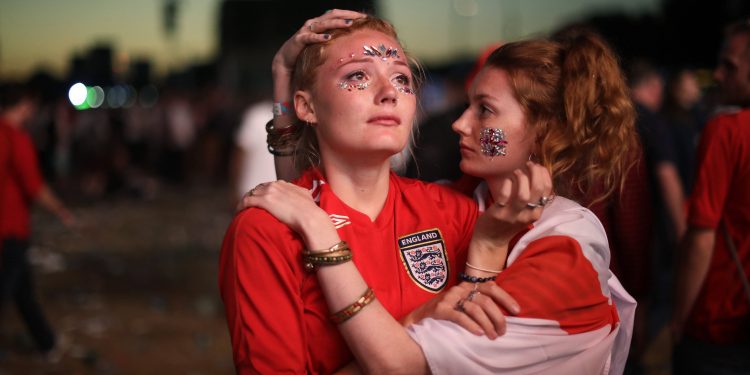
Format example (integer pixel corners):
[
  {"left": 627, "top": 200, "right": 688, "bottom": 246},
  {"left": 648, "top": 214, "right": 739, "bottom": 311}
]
[{"left": 0, "top": 0, "right": 660, "bottom": 80}]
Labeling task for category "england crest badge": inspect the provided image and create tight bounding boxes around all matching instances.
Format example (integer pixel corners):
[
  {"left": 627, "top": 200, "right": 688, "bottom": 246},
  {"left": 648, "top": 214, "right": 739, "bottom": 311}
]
[{"left": 398, "top": 229, "right": 449, "bottom": 293}]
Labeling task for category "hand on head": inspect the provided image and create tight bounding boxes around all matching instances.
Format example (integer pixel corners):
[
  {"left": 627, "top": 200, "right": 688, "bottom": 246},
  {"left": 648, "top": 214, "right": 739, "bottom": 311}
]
[{"left": 272, "top": 9, "right": 367, "bottom": 78}]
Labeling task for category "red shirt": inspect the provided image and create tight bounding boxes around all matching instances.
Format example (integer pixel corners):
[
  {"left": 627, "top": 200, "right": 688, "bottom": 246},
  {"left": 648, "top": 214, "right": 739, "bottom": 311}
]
[
  {"left": 219, "top": 169, "right": 478, "bottom": 374},
  {"left": 0, "top": 119, "right": 44, "bottom": 239},
  {"left": 686, "top": 109, "right": 750, "bottom": 343}
]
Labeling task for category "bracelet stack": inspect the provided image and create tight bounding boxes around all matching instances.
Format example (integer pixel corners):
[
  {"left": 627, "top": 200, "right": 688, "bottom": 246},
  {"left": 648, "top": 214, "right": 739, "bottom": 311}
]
[
  {"left": 330, "top": 288, "right": 376, "bottom": 324},
  {"left": 302, "top": 241, "right": 352, "bottom": 272},
  {"left": 266, "top": 119, "right": 301, "bottom": 156}
]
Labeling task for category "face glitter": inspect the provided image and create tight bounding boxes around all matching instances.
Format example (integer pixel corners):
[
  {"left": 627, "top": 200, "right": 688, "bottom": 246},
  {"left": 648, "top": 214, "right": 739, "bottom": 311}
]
[
  {"left": 338, "top": 81, "right": 370, "bottom": 91},
  {"left": 479, "top": 128, "right": 509, "bottom": 157},
  {"left": 363, "top": 44, "right": 400, "bottom": 61},
  {"left": 335, "top": 43, "right": 412, "bottom": 94}
]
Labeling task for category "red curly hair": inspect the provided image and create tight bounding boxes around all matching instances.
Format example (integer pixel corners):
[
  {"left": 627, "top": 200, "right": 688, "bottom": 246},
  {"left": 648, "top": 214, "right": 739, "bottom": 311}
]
[{"left": 484, "top": 29, "right": 638, "bottom": 202}]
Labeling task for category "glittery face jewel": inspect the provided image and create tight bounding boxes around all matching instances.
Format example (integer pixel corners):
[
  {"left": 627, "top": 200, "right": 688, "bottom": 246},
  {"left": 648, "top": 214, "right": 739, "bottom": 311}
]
[
  {"left": 479, "top": 128, "right": 509, "bottom": 157},
  {"left": 396, "top": 86, "right": 414, "bottom": 95},
  {"left": 338, "top": 81, "right": 370, "bottom": 91},
  {"left": 363, "top": 44, "right": 401, "bottom": 61}
]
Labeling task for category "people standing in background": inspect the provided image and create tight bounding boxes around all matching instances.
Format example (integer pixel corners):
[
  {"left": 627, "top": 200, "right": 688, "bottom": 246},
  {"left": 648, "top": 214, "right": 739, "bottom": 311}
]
[{"left": 662, "top": 68, "right": 708, "bottom": 195}]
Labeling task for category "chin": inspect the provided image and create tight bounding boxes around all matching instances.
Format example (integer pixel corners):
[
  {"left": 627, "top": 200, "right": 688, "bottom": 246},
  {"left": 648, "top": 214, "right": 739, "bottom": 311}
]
[{"left": 459, "top": 160, "right": 484, "bottom": 178}]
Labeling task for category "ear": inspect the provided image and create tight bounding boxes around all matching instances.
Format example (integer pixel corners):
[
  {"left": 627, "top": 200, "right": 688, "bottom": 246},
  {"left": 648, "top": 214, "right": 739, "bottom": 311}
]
[{"left": 294, "top": 90, "right": 317, "bottom": 124}]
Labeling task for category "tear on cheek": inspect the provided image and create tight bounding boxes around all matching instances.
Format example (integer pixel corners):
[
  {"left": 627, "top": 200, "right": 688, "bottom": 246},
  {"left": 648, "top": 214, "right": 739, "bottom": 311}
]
[{"left": 480, "top": 128, "right": 509, "bottom": 157}]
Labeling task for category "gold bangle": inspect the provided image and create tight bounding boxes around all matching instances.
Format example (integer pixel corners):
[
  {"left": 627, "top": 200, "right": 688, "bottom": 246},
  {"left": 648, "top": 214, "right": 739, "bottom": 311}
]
[
  {"left": 302, "top": 241, "right": 349, "bottom": 255},
  {"left": 330, "top": 288, "right": 376, "bottom": 324},
  {"left": 302, "top": 241, "right": 352, "bottom": 271}
]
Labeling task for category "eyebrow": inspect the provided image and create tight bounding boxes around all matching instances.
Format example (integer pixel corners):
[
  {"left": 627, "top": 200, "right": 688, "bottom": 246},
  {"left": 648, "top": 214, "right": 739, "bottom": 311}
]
[
  {"left": 472, "top": 93, "right": 497, "bottom": 103},
  {"left": 336, "top": 56, "right": 409, "bottom": 69}
]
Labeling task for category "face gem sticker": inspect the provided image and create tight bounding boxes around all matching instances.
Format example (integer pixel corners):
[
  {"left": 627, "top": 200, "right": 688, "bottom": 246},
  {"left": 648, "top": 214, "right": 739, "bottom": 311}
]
[
  {"left": 479, "top": 128, "right": 509, "bottom": 157},
  {"left": 363, "top": 44, "right": 401, "bottom": 61},
  {"left": 338, "top": 81, "right": 370, "bottom": 91}
]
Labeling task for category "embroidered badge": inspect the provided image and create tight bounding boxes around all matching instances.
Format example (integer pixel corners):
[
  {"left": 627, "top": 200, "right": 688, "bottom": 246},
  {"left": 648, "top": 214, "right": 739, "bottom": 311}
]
[
  {"left": 398, "top": 229, "right": 449, "bottom": 293},
  {"left": 329, "top": 214, "right": 351, "bottom": 229}
]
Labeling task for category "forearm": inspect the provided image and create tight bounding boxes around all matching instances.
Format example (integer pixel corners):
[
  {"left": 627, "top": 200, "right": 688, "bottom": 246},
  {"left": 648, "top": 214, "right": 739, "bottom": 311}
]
[
  {"left": 656, "top": 163, "right": 687, "bottom": 240},
  {"left": 672, "top": 227, "right": 715, "bottom": 335},
  {"left": 271, "top": 64, "right": 301, "bottom": 181},
  {"left": 302, "top": 223, "right": 428, "bottom": 374},
  {"left": 35, "top": 185, "right": 72, "bottom": 224}
]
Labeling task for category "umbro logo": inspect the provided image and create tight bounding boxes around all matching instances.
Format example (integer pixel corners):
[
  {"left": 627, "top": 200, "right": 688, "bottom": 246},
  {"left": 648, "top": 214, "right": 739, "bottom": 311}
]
[{"left": 329, "top": 214, "right": 351, "bottom": 229}]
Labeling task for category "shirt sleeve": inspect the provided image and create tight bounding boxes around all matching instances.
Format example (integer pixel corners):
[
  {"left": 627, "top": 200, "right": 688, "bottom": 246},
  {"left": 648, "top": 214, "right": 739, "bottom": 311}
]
[
  {"left": 218, "top": 209, "right": 310, "bottom": 374},
  {"left": 688, "top": 116, "right": 734, "bottom": 229},
  {"left": 11, "top": 131, "right": 44, "bottom": 199}
]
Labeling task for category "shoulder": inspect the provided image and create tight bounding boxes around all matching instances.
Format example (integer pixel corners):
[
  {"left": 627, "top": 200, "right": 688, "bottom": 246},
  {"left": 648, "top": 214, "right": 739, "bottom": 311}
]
[
  {"left": 227, "top": 207, "right": 295, "bottom": 243},
  {"left": 508, "top": 196, "right": 610, "bottom": 286},
  {"left": 704, "top": 108, "right": 750, "bottom": 134},
  {"left": 524, "top": 196, "right": 607, "bottom": 246}
]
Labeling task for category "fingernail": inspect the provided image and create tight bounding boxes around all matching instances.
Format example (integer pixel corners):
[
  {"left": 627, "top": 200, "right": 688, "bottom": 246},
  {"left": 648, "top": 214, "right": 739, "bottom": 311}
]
[
  {"left": 345, "top": 19, "right": 353, "bottom": 24},
  {"left": 323, "top": 34, "right": 331, "bottom": 40},
  {"left": 325, "top": 9, "right": 332, "bottom": 13},
  {"left": 511, "top": 304, "right": 521, "bottom": 314}
]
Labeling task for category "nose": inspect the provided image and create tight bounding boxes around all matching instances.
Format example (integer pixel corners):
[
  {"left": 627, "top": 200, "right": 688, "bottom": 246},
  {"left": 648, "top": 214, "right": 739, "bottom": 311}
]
[
  {"left": 452, "top": 106, "right": 472, "bottom": 136},
  {"left": 374, "top": 76, "right": 398, "bottom": 105}
]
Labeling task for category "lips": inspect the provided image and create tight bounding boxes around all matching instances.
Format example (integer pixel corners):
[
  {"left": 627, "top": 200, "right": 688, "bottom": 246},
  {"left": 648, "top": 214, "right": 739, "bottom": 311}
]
[
  {"left": 459, "top": 142, "right": 474, "bottom": 153},
  {"left": 367, "top": 115, "right": 401, "bottom": 126}
]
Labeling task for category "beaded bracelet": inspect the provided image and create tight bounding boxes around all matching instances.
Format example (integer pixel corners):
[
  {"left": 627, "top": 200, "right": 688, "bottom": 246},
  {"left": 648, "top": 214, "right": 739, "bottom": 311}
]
[
  {"left": 459, "top": 272, "right": 497, "bottom": 283},
  {"left": 330, "top": 288, "right": 376, "bottom": 324}
]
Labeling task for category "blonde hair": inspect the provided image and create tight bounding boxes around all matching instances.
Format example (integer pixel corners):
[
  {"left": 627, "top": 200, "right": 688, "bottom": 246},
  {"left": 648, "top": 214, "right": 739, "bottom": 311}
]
[{"left": 484, "top": 29, "right": 638, "bottom": 202}]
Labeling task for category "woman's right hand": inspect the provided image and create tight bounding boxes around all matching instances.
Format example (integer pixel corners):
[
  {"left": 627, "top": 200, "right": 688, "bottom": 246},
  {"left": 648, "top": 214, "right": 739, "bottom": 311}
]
[
  {"left": 238, "top": 180, "right": 340, "bottom": 249},
  {"left": 272, "top": 9, "right": 367, "bottom": 79},
  {"left": 401, "top": 282, "right": 520, "bottom": 340}
]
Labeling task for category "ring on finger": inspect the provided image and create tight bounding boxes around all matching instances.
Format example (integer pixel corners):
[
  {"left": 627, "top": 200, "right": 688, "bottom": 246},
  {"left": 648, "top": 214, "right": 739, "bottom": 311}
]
[
  {"left": 538, "top": 195, "right": 554, "bottom": 207},
  {"left": 525, "top": 202, "right": 539, "bottom": 209},
  {"left": 454, "top": 298, "right": 467, "bottom": 312},
  {"left": 467, "top": 290, "right": 480, "bottom": 302}
]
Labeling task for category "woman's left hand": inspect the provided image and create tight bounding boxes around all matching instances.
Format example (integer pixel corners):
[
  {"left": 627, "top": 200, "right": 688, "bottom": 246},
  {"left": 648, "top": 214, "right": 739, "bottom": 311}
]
[{"left": 401, "top": 282, "right": 519, "bottom": 340}]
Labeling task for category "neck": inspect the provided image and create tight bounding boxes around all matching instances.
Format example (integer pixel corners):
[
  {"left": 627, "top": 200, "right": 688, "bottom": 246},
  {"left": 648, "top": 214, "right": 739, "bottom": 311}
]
[{"left": 321, "top": 155, "right": 393, "bottom": 221}]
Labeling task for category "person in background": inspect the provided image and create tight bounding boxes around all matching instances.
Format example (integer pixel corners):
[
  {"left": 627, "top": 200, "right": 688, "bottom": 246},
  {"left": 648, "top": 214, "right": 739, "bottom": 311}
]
[
  {"left": 0, "top": 82, "right": 74, "bottom": 359},
  {"left": 672, "top": 18, "right": 750, "bottom": 374}
]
